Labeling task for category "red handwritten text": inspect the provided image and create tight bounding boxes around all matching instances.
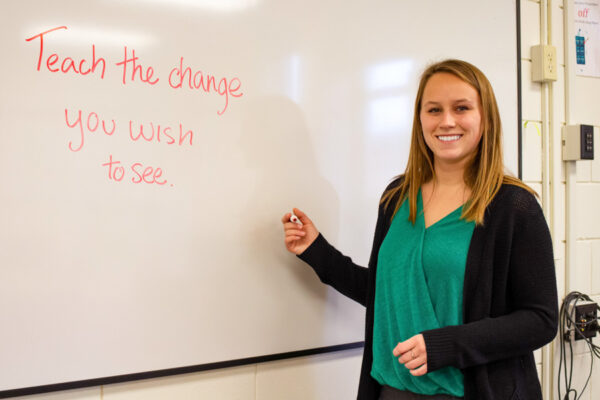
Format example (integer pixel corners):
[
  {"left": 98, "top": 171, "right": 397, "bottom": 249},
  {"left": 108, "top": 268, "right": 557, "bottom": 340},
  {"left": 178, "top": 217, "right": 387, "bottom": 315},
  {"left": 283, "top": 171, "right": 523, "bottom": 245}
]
[
  {"left": 103, "top": 155, "right": 170, "bottom": 186},
  {"left": 115, "top": 47, "right": 159, "bottom": 86},
  {"left": 25, "top": 26, "right": 106, "bottom": 79},
  {"left": 102, "top": 154, "right": 126, "bottom": 181},
  {"left": 131, "top": 163, "right": 167, "bottom": 185},
  {"left": 168, "top": 57, "right": 243, "bottom": 115},
  {"left": 65, "top": 108, "right": 116, "bottom": 152},
  {"left": 129, "top": 120, "right": 193, "bottom": 146}
]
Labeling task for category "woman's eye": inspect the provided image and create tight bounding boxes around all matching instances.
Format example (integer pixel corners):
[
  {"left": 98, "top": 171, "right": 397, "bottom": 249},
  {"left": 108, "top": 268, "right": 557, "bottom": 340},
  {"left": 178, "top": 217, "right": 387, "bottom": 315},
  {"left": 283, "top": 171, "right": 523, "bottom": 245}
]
[
  {"left": 456, "top": 105, "right": 469, "bottom": 111},
  {"left": 427, "top": 108, "right": 440, "bottom": 113}
]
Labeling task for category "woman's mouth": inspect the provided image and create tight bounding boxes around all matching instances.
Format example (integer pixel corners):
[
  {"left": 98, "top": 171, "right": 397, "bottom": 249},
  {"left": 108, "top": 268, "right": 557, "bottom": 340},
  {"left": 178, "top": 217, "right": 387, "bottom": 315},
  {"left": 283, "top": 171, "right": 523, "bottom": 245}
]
[{"left": 436, "top": 134, "right": 462, "bottom": 142}]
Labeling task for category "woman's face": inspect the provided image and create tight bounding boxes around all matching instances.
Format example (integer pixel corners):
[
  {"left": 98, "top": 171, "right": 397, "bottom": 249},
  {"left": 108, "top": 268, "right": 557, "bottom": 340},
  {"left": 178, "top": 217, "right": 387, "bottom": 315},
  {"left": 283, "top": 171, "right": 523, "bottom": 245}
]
[{"left": 419, "top": 72, "right": 483, "bottom": 169}]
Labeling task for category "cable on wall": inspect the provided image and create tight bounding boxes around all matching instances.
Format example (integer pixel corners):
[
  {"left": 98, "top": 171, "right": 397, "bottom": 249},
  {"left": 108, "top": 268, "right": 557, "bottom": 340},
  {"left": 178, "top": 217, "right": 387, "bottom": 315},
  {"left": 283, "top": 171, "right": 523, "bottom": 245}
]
[{"left": 558, "top": 291, "right": 600, "bottom": 400}]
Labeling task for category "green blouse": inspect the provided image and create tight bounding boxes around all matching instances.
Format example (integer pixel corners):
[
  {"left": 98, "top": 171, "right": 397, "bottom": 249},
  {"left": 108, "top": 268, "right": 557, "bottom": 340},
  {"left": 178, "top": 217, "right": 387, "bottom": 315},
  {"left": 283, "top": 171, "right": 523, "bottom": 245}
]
[{"left": 371, "top": 190, "right": 475, "bottom": 397}]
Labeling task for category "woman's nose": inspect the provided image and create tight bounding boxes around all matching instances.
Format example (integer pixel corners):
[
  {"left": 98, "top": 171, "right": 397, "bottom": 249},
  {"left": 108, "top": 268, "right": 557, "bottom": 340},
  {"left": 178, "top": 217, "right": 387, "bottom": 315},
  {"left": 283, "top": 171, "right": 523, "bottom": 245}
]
[{"left": 440, "top": 111, "right": 456, "bottom": 128}]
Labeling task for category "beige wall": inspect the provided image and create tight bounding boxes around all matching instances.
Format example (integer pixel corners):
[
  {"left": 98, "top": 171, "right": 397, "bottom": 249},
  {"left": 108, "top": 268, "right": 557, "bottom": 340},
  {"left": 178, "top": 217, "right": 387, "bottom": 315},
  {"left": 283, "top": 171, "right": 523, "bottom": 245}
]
[{"left": 13, "top": 1, "right": 600, "bottom": 399}]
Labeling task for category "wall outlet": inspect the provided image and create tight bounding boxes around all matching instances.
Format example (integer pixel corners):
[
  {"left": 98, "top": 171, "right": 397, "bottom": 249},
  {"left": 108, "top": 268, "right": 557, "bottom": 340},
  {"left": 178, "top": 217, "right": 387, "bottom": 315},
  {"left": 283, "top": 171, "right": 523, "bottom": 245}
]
[{"left": 531, "top": 45, "right": 557, "bottom": 82}]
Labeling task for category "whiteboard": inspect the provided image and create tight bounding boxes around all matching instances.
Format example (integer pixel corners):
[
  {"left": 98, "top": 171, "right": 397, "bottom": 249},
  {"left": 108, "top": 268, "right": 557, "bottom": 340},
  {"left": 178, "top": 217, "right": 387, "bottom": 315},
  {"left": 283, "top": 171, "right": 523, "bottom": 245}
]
[{"left": 0, "top": 0, "right": 519, "bottom": 394}]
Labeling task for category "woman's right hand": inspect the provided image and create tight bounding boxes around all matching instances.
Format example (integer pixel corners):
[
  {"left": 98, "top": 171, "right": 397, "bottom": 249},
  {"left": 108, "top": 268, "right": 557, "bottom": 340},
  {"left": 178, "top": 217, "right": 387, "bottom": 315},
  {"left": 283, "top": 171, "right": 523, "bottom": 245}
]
[{"left": 281, "top": 208, "right": 319, "bottom": 255}]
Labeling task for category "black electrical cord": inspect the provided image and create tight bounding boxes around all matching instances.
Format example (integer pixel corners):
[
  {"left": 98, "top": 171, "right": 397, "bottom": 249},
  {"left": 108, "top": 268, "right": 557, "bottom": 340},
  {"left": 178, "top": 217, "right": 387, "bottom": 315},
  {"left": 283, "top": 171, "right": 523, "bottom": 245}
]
[{"left": 558, "top": 291, "right": 600, "bottom": 400}]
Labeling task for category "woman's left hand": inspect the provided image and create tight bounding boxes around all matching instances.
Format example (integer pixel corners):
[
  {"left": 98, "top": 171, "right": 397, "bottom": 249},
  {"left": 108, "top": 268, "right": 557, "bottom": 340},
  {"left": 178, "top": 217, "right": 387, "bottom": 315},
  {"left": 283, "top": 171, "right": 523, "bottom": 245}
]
[{"left": 393, "top": 334, "right": 428, "bottom": 376}]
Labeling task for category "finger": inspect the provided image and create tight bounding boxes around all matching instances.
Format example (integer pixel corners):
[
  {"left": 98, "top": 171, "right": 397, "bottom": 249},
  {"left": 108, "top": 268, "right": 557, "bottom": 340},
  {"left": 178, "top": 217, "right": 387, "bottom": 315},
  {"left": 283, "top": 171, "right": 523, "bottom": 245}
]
[
  {"left": 283, "top": 222, "right": 304, "bottom": 231},
  {"left": 393, "top": 338, "right": 414, "bottom": 357},
  {"left": 397, "top": 351, "right": 415, "bottom": 365},
  {"left": 409, "top": 363, "right": 428, "bottom": 376},
  {"left": 281, "top": 213, "right": 292, "bottom": 224},
  {"left": 402, "top": 355, "right": 427, "bottom": 370},
  {"left": 292, "top": 208, "right": 312, "bottom": 225},
  {"left": 285, "top": 229, "right": 306, "bottom": 238},
  {"left": 396, "top": 346, "right": 423, "bottom": 365},
  {"left": 414, "top": 334, "right": 427, "bottom": 354},
  {"left": 285, "top": 236, "right": 302, "bottom": 245},
  {"left": 395, "top": 334, "right": 426, "bottom": 358}
]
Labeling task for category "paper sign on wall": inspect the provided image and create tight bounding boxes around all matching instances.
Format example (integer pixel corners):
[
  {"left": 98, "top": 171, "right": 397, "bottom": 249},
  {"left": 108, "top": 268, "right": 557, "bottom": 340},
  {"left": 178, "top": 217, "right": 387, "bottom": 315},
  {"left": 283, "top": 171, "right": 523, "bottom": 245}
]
[{"left": 574, "top": 1, "right": 600, "bottom": 77}]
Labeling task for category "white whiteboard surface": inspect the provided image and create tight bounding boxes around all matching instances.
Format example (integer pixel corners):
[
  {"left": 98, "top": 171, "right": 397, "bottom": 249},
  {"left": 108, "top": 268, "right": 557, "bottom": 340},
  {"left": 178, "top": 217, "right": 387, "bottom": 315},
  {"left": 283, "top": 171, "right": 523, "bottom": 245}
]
[{"left": 0, "top": 0, "right": 518, "bottom": 393}]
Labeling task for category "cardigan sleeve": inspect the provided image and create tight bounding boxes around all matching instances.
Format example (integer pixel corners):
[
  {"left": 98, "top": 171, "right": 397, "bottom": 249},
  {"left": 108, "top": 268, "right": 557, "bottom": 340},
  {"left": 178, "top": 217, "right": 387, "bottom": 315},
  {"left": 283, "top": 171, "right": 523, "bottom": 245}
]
[
  {"left": 421, "top": 189, "right": 559, "bottom": 372},
  {"left": 297, "top": 179, "right": 399, "bottom": 307},
  {"left": 297, "top": 233, "right": 370, "bottom": 306}
]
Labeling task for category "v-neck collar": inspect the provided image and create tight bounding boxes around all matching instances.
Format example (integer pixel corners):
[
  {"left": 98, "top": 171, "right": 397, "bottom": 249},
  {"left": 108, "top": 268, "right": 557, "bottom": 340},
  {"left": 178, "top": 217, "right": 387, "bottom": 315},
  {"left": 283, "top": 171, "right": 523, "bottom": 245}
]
[{"left": 418, "top": 189, "right": 464, "bottom": 230}]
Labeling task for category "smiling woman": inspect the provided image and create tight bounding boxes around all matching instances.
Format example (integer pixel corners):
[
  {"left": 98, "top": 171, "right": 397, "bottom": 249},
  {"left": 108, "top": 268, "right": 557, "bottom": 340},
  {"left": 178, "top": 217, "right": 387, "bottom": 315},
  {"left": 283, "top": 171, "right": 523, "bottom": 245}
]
[{"left": 282, "top": 59, "right": 558, "bottom": 400}]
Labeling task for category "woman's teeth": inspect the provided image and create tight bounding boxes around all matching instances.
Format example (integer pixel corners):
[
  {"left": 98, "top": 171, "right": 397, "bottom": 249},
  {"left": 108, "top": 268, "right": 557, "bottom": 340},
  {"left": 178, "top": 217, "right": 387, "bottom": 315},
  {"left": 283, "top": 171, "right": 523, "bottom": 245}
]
[{"left": 437, "top": 135, "right": 461, "bottom": 142}]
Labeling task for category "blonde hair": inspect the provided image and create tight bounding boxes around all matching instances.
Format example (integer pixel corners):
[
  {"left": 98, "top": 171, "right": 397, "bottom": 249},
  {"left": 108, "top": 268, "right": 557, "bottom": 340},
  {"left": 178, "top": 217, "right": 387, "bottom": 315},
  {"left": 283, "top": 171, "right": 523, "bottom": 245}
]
[{"left": 382, "top": 59, "right": 534, "bottom": 225}]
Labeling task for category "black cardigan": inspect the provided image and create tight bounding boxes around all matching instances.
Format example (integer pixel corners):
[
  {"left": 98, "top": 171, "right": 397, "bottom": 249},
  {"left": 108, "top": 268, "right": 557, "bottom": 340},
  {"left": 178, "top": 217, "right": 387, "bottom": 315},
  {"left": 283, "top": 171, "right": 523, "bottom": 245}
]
[{"left": 298, "top": 178, "right": 558, "bottom": 400}]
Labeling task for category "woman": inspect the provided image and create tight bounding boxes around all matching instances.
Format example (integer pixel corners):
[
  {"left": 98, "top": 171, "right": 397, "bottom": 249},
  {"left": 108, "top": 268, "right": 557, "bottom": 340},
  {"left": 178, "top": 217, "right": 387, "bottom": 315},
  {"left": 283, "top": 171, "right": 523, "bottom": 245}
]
[{"left": 281, "top": 59, "right": 558, "bottom": 400}]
